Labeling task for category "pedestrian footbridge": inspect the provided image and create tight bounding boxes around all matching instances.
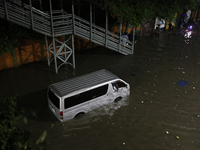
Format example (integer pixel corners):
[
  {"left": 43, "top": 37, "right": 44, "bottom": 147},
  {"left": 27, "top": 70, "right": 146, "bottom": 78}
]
[{"left": 0, "top": 0, "right": 135, "bottom": 73}]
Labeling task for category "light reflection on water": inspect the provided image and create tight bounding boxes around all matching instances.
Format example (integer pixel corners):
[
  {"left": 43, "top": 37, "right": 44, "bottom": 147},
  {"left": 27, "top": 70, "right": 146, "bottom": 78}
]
[{"left": 184, "top": 30, "right": 193, "bottom": 44}]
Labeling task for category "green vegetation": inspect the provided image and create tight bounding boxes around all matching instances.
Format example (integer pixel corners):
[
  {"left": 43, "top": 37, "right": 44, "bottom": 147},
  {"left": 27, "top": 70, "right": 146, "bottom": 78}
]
[
  {"left": 95, "top": 0, "right": 199, "bottom": 26},
  {"left": 0, "top": 96, "right": 46, "bottom": 150}
]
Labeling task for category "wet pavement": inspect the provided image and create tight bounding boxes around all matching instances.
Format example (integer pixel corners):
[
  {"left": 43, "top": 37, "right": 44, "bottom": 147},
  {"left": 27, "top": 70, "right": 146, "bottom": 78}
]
[{"left": 1, "top": 27, "right": 200, "bottom": 150}]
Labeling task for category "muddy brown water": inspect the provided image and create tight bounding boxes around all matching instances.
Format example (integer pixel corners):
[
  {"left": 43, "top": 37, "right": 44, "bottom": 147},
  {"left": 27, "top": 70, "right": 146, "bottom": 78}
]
[{"left": 1, "top": 29, "right": 200, "bottom": 150}]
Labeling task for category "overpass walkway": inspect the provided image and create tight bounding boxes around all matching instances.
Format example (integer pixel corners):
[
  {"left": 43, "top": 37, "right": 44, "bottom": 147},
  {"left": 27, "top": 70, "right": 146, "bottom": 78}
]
[{"left": 0, "top": 0, "right": 135, "bottom": 73}]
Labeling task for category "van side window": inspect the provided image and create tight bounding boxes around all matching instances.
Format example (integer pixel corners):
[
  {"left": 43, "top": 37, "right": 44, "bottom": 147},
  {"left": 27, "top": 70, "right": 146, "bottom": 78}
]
[
  {"left": 48, "top": 89, "right": 60, "bottom": 109},
  {"left": 118, "top": 81, "right": 127, "bottom": 88},
  {"left": 112, "top": 80, "right": 127, "bottom": 90},
  {"left": 64, "top": 84, "right": 108, "bottom": 109}
]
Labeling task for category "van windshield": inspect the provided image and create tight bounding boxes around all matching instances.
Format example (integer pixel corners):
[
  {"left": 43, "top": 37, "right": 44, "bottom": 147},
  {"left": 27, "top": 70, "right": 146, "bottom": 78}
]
[{"left": 48, "top": 89, "right": 60, "bottom": 109}]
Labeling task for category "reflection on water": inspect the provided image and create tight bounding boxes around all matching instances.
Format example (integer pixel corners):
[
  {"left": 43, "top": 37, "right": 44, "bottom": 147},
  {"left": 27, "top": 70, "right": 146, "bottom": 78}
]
[
  {"left": 184, "top": 31, "right": 192, "bottom": 39},
  {"left": 184, "top": 30, "right": 192, "bottom": 44}
]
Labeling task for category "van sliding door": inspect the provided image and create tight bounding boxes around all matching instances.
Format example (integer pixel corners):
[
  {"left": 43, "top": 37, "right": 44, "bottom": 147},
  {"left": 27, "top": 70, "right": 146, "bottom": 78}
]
[
  {"left": 88, "top": 84, "right": 109, "bottom": 111},
  {"left": 64, "top": 92, "right": 90, "bottom": 118}
]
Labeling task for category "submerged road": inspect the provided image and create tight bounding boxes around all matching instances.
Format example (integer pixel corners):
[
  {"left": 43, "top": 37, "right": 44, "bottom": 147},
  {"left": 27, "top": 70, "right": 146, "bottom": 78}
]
[{"left": 1, "top": 27, "right": 200, "bottom": 150}]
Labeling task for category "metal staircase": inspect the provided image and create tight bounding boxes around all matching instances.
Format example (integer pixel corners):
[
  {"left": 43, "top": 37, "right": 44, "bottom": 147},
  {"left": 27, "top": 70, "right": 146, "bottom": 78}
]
[{"left": 0, "top": 0, "right": 134, "bottom": 73}]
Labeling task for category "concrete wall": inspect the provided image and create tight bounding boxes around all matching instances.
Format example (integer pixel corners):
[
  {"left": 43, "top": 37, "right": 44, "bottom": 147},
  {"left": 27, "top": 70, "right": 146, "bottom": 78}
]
[
  {"left": 0, "top": 36, "right": 99, "bottom": 71},
  {"left": 0, "top": 39, "right": 47, "bottom": 71}
]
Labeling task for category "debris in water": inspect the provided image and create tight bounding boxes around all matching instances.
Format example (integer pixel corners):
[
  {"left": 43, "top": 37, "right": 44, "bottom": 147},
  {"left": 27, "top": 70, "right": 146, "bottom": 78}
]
[
  {"left": 131, "top": 72, "right": 136, "bottom": 76},
  {"left": 177, "top": 80, "right": 189, "bottom": 87}
]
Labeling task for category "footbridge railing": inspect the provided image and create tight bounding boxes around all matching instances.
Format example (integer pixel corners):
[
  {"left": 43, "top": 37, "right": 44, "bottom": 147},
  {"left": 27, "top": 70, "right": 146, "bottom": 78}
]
[
  {"left": 0, "top": 0, "right": 134, "bottom": 55},
  {"left": 0, "top": 0, "right": 135, "bottom": 73}
]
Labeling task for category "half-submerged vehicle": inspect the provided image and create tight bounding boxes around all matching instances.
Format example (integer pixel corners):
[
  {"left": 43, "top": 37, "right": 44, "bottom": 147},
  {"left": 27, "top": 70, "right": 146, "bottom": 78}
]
[{"left": 47, "top": 69, "right": 130, "bottom": 122}]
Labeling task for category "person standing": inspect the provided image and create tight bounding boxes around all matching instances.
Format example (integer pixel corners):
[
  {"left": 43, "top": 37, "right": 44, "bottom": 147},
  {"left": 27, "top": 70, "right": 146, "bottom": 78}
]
[
  {"left": 121, "top": 32, "right": 129, "bottom": 46},
  {"left": 177, "top": 22, "right": 186, "bottom": 35},
  {"left": 155, "top": 24, "right": 160, "bottom": 39},
  {"left": 169, "top": 21, "right": 172, "bottom": 32}
]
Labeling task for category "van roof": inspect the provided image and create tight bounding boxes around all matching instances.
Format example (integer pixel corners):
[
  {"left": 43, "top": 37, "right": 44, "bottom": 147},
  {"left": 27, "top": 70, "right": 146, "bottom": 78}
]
[{"left": 50, "top": 69, "right": 119, "bottom": 97}]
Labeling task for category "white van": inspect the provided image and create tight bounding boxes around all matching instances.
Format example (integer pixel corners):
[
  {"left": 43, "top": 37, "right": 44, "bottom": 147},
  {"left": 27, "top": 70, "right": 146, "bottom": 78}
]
[{"left": 47, "top": 69, "right": 130, "bottom": 122}]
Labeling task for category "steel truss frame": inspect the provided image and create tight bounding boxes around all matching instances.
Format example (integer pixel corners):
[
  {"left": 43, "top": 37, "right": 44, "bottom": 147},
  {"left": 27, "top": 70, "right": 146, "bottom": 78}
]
[
  {"left": 45, "top": 35, "right": 75, "bottom": 74},
  {"left": 0, "top": 0, "right": 135, "bottom": 73}
]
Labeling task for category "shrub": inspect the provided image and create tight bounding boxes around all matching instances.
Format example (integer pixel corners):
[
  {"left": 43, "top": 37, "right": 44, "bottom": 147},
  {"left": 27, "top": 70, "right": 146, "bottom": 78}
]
[{"left": 0, "top": 96, "right": 46, "bottom": 150}]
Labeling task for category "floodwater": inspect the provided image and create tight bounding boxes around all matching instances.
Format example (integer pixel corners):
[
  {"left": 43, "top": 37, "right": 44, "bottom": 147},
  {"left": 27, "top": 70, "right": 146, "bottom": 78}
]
[{"left": 1, "top": 28, "right": 200, "bottom": 150}]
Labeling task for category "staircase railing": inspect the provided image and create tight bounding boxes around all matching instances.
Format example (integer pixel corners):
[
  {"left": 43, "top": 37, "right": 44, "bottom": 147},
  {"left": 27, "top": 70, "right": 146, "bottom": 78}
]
[{"left": 0, "top": 0, "right": 133, "bottom": 55}]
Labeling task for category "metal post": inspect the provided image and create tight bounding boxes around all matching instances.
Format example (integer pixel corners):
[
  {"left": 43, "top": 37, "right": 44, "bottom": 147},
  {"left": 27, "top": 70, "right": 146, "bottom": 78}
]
[
  {"left": 60, "top": 0, "right": 63, "bottom": 10},
  {"left": 90, "top": 3, "right": 92, "bottom": 41},
  {"left": 72, "top": 0, "right": 75, "bottom": 69},
  {"left": 63, "top": 36, "right": 67, "bottom": 58},
  {"left": 105, "top": 12, "right": 108, "bottom": 47},
  {"left": 92, "top": 5, "right": 96, "bottom": 36},
  {"left": 72, "top": 1, "right": 75, "bottom": 34},
  {"left": 52, "top": 37, "right": 58, "bottom": 73},
  {"left": 131, "top": 28, "right": 135, "bottom": 54},
  {"left": 29, "top": 0, "right": 34, "bottom": 30},
  {"left": 93, "top": 6, "right": 95, "bottom": 24},
  {"left": 45, "top": 36, "right": 50, "bottom": 66},
  {"left": 3, "top": 0, "right": 9, "bottom": 20},
  {"left": 39, "top": 0, "right": 42, "bottom": 10},
  {"left": 78, "top": 2, "right": 80, "bottom": 17},
  {"left": 72, "top": 34, "right": 75, "bottom": 69},
  {"left": 119, "top": 21, "right": 122, "bottom": 52},
  {"left": 49, "top": 0, "right": 54, "bottom": 37}
]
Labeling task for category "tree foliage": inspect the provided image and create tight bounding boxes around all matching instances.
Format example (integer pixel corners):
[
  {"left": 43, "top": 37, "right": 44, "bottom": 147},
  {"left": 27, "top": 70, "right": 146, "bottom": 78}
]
[
  {"left": 95, "top": 0, "right": 199, "bottom": 26},
  {"left": 0, "top": 96, "right": 46, "bottom": 150}
]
